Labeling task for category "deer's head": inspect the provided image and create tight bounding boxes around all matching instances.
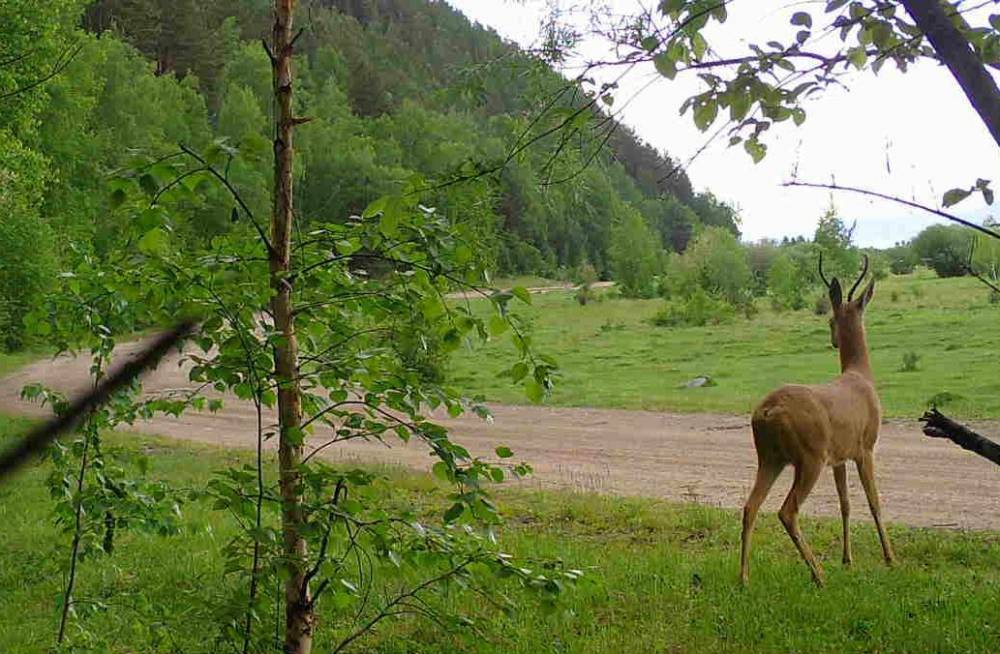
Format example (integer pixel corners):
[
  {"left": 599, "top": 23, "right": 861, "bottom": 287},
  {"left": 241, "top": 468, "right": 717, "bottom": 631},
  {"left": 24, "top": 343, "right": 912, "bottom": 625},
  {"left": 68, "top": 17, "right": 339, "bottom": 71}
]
[{"left": 819, "top": 254, "right": 875, "bottom": 350}]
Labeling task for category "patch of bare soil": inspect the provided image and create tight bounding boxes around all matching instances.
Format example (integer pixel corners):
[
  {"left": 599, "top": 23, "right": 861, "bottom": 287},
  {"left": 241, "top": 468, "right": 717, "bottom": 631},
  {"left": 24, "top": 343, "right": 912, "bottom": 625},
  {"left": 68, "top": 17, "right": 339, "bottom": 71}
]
[{"left": 2, "top": 335, "right": 997, "bottom": 530}]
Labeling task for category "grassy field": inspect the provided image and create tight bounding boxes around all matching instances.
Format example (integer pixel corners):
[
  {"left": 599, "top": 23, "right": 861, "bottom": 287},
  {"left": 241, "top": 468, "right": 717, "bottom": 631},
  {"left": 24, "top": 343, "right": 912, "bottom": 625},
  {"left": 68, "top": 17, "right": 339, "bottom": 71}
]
[
  {"left": 2, "top": 415, "right": 999, "bottom": 653},
  {"left": 448, "top": 270, "right": 1000, "bottom": 418}
]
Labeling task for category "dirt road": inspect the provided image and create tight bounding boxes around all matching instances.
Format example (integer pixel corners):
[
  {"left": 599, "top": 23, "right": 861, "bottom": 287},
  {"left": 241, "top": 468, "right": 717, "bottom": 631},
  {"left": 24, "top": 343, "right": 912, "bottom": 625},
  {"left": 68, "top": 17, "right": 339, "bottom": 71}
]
[{"left": 2, "top": 336, "right": 997, "bottom": 529}]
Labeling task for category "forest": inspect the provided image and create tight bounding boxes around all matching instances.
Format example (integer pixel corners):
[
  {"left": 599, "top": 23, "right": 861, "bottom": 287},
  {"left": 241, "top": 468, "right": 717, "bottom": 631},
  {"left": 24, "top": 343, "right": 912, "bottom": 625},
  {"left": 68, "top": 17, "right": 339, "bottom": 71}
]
[
  {"left": 1, "top": 0, "right": 747, "bottom": 349},
  {"left": 3, "top": 1, "right": 1000, "bottom": 653}
]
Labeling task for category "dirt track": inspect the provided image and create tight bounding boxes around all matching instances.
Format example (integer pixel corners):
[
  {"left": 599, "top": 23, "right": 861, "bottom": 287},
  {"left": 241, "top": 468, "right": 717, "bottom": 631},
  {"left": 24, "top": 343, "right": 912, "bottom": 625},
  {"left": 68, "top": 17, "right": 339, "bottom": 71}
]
[{"left": 2, "top": 336, "right": 998, "bottom": 530}]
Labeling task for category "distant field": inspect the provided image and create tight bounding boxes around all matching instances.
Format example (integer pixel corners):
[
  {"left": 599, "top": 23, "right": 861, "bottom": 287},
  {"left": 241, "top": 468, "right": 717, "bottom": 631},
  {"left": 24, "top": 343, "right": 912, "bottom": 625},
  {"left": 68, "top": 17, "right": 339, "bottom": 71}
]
[
  {"left": 2, "top": 416, "right": 999, "bottom": 654},
  {"left": 448, "top": 270, "right": 1000, "bottom": 418}
]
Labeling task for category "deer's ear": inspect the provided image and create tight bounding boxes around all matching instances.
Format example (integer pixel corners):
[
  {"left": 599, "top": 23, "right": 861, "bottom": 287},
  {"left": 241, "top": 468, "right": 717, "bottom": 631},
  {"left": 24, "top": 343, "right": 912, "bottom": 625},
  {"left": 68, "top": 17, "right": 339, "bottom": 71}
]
[
  {"left": 829, "top": 277, "right": 843, "bottom": 308},
  {"left": 856, "top": 278, "right": 875, "bottom": 312}
]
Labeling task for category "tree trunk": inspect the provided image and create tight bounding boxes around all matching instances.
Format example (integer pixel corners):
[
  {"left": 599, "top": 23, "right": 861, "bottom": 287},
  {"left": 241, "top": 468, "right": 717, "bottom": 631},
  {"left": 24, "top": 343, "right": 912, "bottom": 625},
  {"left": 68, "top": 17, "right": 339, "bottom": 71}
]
[
  {"left": 268, "top": 1, "right": 312, "bottom": 653},
  {"left": 920, "top": 408, "right": 1000, "bottom": 466},
  {"left": 901, "top": 0, "right": 1000, "bottom": 148}
]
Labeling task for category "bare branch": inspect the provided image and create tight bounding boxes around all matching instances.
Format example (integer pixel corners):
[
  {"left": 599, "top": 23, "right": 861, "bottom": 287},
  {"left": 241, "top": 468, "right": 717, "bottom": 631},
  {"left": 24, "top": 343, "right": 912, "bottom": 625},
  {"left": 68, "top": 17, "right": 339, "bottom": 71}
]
[{"left": 783, "top": 180, "right": 1000, "bottom": 241}]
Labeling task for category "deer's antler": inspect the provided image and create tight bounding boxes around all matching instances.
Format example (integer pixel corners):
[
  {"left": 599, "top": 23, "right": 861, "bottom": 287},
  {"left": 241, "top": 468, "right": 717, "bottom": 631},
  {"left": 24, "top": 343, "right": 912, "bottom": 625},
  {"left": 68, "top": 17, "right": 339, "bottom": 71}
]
[
  {"left": 817, "top": 252, "right": 832, "bottom": 289},
  {"left": 848, "top": 254, "right": 870, "bottom": 301}
]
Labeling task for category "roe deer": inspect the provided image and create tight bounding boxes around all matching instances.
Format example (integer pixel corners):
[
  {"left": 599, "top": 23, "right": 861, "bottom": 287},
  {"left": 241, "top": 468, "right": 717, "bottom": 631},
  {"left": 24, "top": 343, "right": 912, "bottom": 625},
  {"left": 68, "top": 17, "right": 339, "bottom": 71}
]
[{"left": 740, "top": 255, "right": 895, "bottom": 586}]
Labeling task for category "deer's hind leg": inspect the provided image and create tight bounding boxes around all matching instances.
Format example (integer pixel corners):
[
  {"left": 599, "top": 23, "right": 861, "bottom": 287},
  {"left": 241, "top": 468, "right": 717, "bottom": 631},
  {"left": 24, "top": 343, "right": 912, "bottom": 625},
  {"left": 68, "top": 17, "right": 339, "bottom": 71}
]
[
  {"left": 778, "top": 458, "right": 825, "bottom": 586},
  {"left": 856, "top": 453, "right": 896, "bottom": 565},
  {"left": 833, "top": 463, "right": 852, "bottom": 565},
  {"left": 740, "top": 461, "right": 783, "bottom": 586}
]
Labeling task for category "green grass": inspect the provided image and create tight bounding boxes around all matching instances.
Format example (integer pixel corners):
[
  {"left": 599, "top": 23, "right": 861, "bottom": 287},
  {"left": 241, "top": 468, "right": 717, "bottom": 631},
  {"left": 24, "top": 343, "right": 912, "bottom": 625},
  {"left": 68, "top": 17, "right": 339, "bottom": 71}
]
[
  {"left": 448, "top": 270, "right": 1000, "bottom": 418},
  {"left": 0, "top": 347, "right": 43, "bottom": 377},
  {"left": 490, "top": 274, "right": 567, "bottom": 289},
  {"left": 2, "top": 416, "right": 999, "bottom": 653}
]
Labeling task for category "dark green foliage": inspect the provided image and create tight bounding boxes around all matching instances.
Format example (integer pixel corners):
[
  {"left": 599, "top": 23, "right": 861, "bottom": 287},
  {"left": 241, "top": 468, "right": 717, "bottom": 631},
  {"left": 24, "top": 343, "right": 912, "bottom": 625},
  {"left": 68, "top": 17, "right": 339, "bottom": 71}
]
[
  {"left": 0, "top": 135, "right": 56, "bottom": 351},
  {"left": 813, "top": 292, "right": 831, "bottom": 316},
  {"left": 885, "top": 242, "right": 918, "bottom": 275},
  {"left": 912, "top": 224, "right": 974, "bottom": 278},
  {"left": 69, "top": 0, "right": 737, "bottom": 280},
  {"left": 609, "top": 207, "right": 664, "bottom": 298},
  {"left": 900, "top": 350, "right": 921, "bottom": 372},
  {"left": 663, "top": 227, "right": 754, "bottom": 310},
  {"left": 652, "top": 288, "right": 735, "bottom": 327},
  {"left": 767, "top": 249, "right": 810, "bottom": 311}
]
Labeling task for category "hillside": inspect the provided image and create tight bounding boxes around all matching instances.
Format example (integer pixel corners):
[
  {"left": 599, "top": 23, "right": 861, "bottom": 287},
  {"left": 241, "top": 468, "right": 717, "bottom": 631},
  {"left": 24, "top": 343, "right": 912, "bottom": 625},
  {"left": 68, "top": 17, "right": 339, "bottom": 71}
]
[{"left": 76, "top": 0, "right": 737, "bottom": 273}]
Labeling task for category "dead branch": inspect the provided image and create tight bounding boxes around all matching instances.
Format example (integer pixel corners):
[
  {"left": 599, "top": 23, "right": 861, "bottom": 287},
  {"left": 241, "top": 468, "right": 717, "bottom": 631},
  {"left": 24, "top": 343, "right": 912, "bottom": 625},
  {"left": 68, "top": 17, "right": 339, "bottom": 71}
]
[{"left": 920, "top": 408, "right": 1000, "bottom": 466}]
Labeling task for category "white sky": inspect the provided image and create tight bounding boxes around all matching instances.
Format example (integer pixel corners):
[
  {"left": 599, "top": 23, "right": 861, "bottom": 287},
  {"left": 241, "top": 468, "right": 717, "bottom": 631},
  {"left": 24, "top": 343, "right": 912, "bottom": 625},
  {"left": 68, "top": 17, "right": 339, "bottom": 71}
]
[{"left": 446, "top": 0, "right": 1000, "bottom": 246}]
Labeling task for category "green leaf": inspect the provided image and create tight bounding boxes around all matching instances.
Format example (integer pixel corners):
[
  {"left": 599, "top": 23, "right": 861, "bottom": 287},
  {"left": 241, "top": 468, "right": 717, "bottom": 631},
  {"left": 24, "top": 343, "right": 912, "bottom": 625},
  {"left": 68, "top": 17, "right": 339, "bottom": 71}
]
[
  {"left": 110, "top": 188, "right": 127, "bottom": 209},
  {"left": 511, "top": 286, "right": 532, "bottom": 305},
  {"left": 432, "top": 461, "right": 451, "bottom": 482},
  {"left": 792, "top": 108, "right": 807, "bottom": 126},
  {"left": 693, "top": 100, "right": 718, "bottom": 131},
  {"left": 729, "top": 93, "right": 750, "bottom": 121},
  {"left": 138, "top": 227, "right": 169, "bottom": 256},
  {"left": 488, "top": 314, "right": 509, "bottom": 336},
  {"left": 524, "top": 379, "right": 545, "bottom": 404},
  {"left": 495, "top": 446, "right": 514, "bottom": 459},
  {"left": 691, "top": 32, "right": 708, "bottom": 59},
  {"left": 640, "top": 35, "right": 659, "bottom": 52},
  {"left": 848, "top": 46, "right": 867, "bottom": 69},
  {"left": 654, "top": 53, "right": 678, "bottom": 80},
  {"left": 790, "top": 11, "right": 812, "bottom": 28},
  {"left": 138, "top": 173, "right": 159, "bottom": 197},
  {"left": 942, "top": 188, "right": 972, "bottom": 207},
  {"left": 443, "top": 502, "right": 465, "bottom": 523},
  {"left": 744, "top": 138, "right": 767, "bottom": 163}
]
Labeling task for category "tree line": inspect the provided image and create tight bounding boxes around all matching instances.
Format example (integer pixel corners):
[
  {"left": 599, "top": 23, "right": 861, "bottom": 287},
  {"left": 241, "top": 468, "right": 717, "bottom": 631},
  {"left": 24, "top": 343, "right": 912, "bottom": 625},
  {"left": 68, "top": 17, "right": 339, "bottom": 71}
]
[{"left": 1, "top": 0, "right": 745, "bottom": 351}]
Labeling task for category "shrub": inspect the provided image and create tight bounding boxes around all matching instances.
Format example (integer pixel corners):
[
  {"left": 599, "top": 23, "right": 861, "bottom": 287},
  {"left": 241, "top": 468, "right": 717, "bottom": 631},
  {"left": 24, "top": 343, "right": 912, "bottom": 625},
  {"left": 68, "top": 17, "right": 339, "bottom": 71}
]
[
  {"left": 885, "top": 243, "right": 918, "bottom": 275},
  {"left": 746, "top": 239, "right": 780, "bottom": 295},
  {"left": 900, "top": 351, "right": 920, "bottom": 372},
  {"left": 651, "top": 288, "right": 736, "bottom": 327},
  {"left": 662, "top": 226, "right": 754, "bottom": 314},
  {"left": 767, "top": 250, "right": 809, "bottom": 311},
  {"left": 912, "top": 224, "right": 973, "bottom": 277}
]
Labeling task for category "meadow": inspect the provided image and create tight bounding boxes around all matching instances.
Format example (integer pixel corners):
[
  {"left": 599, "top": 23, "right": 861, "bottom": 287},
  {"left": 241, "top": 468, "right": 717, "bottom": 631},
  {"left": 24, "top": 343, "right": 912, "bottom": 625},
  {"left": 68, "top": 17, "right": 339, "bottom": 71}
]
[
  {"left": 449, "top": 270, "right": 1000, "bottom": 418},
  {"left": 1, "top": 415, "right": 998, "bottom": 653}
]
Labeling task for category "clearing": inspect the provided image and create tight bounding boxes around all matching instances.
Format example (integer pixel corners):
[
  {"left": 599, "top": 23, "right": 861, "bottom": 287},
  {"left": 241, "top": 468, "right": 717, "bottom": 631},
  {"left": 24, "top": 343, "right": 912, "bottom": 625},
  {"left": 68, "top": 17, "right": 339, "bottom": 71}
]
[{"left": 1, "top": 335, "right": 997, "bottom": 530}]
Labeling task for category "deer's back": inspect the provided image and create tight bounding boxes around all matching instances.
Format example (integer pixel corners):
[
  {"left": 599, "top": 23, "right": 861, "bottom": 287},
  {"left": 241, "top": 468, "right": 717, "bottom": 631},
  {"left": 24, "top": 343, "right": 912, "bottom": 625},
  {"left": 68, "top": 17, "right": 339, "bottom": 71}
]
[{"left": 752, "top": 373, "right": 880, "bottom": 466}]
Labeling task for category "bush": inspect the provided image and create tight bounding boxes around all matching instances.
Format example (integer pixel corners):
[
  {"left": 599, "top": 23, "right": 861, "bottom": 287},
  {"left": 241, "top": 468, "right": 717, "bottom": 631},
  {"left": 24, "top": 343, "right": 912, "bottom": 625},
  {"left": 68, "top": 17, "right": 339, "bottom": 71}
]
[
  {"left": 767, "top": 250, "right": 809, "bottom": 311},
  {"left": 746, "top": 239, "right": 780, "bottom": 295},
  {"left": 900, "top": 351, "right": 920, "bottom": 372},
  {"left": 813, "top": 293, "right": 831, "bottom": 315},
  {"left": 885, "top": 243, "right": 918, "bottom": 275},
  {"left": 651, "top": 288, "right": 736, "bottom": 327},
  {"left": 662, "top": 227, "right": 754, "bottom": 313},
  {"left": 912, "top": 224, "right": 973, "bottom": 277}
]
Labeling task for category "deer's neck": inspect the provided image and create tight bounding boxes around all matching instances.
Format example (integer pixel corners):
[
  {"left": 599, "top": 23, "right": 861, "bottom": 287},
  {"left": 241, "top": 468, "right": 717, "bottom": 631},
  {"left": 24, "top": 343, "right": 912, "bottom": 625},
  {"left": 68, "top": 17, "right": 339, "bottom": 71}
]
[{"left": 839, "top": 324, "right": 873, "bottom": 379}]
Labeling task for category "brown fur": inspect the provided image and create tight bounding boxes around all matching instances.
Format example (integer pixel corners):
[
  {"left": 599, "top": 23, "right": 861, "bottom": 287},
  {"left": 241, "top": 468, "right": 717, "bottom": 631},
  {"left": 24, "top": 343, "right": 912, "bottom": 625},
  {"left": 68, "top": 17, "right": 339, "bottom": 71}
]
[{"left": 740, "top": 267, "right": 896, "bottom": 587}]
